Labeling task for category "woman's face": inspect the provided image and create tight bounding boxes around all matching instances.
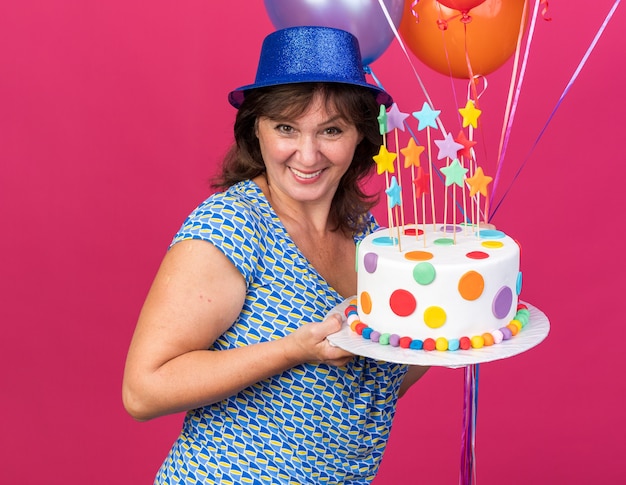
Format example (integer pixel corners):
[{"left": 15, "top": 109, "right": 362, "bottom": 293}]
[{"left": 255, "top": 93, "right": 362, "bottom": 208}]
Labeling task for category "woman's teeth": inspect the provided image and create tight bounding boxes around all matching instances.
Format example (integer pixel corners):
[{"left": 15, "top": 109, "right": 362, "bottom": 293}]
[{"left": 290, "top": 168, "right": 322, "bottom": 179}]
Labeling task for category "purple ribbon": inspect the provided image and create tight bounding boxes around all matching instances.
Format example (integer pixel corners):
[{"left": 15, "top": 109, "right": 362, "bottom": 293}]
[{"left": 460, "top": 364, "right": 479, "bottom": 485}]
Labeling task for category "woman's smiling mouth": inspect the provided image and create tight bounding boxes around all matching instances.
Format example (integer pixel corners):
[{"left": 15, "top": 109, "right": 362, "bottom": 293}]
[{"left": 289, "top": 167, "right": 324, "bottom": 180}]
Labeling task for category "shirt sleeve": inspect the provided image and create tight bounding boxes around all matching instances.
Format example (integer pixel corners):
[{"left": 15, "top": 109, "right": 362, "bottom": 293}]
[{"left": 170, "top": 192, "right": 261, "bottom": 284}]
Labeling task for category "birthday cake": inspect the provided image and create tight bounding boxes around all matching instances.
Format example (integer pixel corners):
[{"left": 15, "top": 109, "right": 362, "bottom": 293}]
[
  {"left": 348, "top": 224, "right": 530, "bottom": 351},
  {"left": 343, "top": 98, "right": 535, "bottom": 352}
]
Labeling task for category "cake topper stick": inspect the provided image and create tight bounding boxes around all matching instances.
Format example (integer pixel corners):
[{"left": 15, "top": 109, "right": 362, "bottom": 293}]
[
  {"left": 459, "top": 130, "right": 470, "bottom": 235},
  {"left": 472, "top": 161, "right": 479, "bottom": 233},
  {"left": 385, "top": 161, "right": 393, "bottom": 238},
  {"left": 427, "top": 127, "right": 436, "bottom": 231},
  {"left": 466, "top": 167, "right": 493, "bottom": 236},
  {"left": 422, "top": 192, "right": 427, "bottom": 247},
  {"left": 411, "top": 160, "right": 419, "bottom": 242},
  {"left": 475, "top": 192, "right": 480, "bottom": 235},
  {"left": 469, "top": 157, "right": 476, "bottom": 233},
  {"left": 459, "top": 92, "right": 483, "bottom": 232},
  {"left": 412, "top": 102, "right": 440, "bottom": 230},
  {"left": 441, "top": 159, "right": 469, "bottom": 243},
  {"left": 443, "top": 159, "right": 450, "bottom": 236},
  {"left": 483, "top": 192, "right": 490, "bottom": 227},
  {"left": 395, "top": 205, "right": 402, "bottom": 251},
  {"left": 373, "top": 142, "right": 400, "bottom": 246},
  {"left": 393, "top": 129, "right": 406, "bottom": 230},
  {"left": 386, "top": 176, "right": 403, "bottom": 251},
  {"left": 413, "top": 166, "right": 430, "bottom": 248},
  {"left": 453, "top": 178, "right": 457, "bottom": 244},
  {"left": 386, "top": 103, "right": 410, "bottom": 231},
  {"left": 401, "top": 137, "right": 425, "bottom": 242},
  {"left": 461, "top": 144, "right": 470, "bottom": 237},
  {"left": 374, "top": 144, "right": 396, "bottom": 239},
  {"left": 455, "top": 129, "right": 478, "bottom": 235},
  {"left": 462, "top": 166, "right": 469, "bottom": 234},
  {"left": 436, "top": 131, "right": 467, "bottom": 239},
  {"left": 376, "top": 106, "right": 395, "bottom": 238}
]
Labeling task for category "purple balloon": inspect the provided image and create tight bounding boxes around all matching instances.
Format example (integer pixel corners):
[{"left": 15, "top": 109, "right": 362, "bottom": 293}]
[{"left": 263, "top": 0, "right": 405, "bottom": 65}]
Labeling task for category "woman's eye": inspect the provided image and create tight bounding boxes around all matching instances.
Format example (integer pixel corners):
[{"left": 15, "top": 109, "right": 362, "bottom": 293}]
[
  {"left": 276, "top": 124, "right": 294, "bottom": 134},
  {"left": 324, "top": 127, "right": 342, "bottom": 136}
]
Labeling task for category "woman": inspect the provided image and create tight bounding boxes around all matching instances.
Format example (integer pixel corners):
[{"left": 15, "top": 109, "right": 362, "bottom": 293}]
[{"left": 123, "top": 26, "right": 428, "bottom": 484}]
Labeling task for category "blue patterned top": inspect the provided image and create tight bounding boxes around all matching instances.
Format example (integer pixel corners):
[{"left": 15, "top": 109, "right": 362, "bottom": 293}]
[{"left": 155, "top": 180, "right": 408, "bottom": 485}]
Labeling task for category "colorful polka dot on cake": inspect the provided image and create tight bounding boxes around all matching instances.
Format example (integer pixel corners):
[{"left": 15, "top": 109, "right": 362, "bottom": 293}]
[
  {"left": 413, "top": 262, "right": 436, "bottom": 285},
  {"left": 458, "top": 270, "right": 484, "bottom": 300},
  {"left": 424, "top": 306, "right": 446, "bottom": 328},
  {"left": 389, "top": 289, "right": 417, "bottom": 316}
]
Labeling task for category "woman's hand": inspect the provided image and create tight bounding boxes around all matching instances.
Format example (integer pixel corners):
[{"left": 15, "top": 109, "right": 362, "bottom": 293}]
[{"left": 285, "top": 314, "right": 354, "bottom": 367}]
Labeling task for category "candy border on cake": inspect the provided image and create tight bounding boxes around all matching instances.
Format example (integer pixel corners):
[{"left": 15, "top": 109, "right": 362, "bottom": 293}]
[{"left": 344, "top": 299, "right": 531, "bottom": 352}]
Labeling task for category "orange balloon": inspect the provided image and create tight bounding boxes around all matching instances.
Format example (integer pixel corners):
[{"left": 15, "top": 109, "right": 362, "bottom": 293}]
[{"left": 400, "top": 0, "right": 528, "bottom": 78}]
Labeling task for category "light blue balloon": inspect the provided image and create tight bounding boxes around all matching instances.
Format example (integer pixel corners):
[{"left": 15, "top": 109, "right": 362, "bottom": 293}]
[{"left": 263, "top": 0, "right": 405, "bottom": 65}]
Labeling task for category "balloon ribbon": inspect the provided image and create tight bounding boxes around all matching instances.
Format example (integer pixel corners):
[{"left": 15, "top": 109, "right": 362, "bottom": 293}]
[
  {"left": 460, "top": 364, "right": 479, "bottom": 485},
  {"left": 489, "top": 0, "right": 622, "bottom": 219},
  {"left": 489, "top": 0, "right": 538, "bottom": 215}
]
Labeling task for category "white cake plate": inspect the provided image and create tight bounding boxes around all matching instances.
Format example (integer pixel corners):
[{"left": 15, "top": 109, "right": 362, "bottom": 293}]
[{"left": 326, "top": 298, "right": 550, "bottom": 368}]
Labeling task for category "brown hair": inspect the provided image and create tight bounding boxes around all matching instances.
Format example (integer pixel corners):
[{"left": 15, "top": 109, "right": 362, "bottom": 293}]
[{"left": 212, "top": 82, "right": 382, "bottom": 234}]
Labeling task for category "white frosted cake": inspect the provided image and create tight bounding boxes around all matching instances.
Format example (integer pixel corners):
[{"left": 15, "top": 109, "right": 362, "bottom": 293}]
[{"left": 348, "top": 224, "right": 530, "bottom": 351}]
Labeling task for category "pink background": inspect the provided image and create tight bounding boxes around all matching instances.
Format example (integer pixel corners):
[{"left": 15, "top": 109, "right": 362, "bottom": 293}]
[{"left": 1, "top": 1, "right": 624, "bottom": 483}]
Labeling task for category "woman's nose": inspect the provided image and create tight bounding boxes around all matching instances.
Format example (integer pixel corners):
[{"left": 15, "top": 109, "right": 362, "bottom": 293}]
[{"left": 296, "top": 135, "right": 320, "bottom": 164}]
